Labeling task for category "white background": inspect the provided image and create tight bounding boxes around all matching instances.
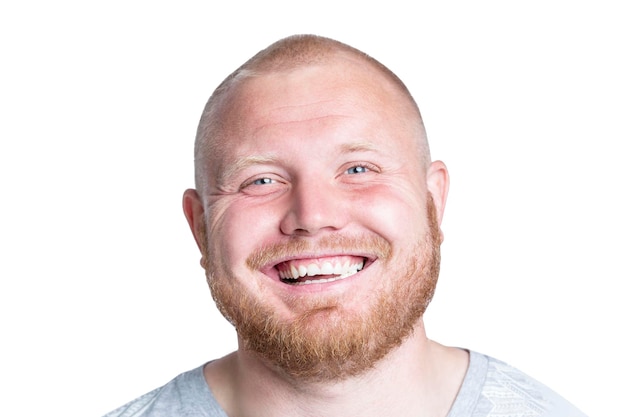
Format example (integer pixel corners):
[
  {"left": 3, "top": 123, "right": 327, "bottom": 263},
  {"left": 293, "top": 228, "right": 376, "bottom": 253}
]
[{"left": 1, "top": 1, "right": 623, "bottom": 416}]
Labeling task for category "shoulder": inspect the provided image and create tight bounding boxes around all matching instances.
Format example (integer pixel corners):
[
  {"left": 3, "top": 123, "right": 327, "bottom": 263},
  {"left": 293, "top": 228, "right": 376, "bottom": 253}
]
[
  {"left": 103, "top": 387, "right": 162, "bottom": 417},
  {"left": 470, "top": 351, "right": 587, "bottom": 417},
  {"left": 102, "top": 364, "right": 227, "bottom": 417},
  {"left": 449, "top": 351, "right": 586, "bottom": 417}
]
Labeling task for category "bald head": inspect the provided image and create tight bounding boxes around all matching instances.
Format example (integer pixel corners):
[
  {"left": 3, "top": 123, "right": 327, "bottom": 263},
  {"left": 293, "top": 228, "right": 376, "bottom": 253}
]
[{"left": 194, "top": 34, "right": 430, "bottom": 192}]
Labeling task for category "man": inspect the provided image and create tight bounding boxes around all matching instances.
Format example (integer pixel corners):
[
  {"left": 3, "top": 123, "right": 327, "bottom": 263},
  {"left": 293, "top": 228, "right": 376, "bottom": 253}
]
[{"left": 105, "top": 35, "right": 586, "bottom": 416}]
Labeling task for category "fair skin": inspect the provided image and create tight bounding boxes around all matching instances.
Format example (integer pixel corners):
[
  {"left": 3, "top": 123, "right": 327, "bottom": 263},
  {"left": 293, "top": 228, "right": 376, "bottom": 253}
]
[{"left": 183, "top": 55, "right": 468, "bottom": 417}]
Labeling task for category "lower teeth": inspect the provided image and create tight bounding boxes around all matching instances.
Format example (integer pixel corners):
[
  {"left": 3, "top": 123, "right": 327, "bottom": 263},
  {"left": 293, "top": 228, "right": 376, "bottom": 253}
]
[{"left": 286, "top": 269, "right": 359, "bottom": 286}]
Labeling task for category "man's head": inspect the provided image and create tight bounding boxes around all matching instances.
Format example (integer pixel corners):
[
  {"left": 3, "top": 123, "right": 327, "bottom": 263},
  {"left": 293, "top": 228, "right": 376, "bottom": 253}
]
[{"left": 183, "top": 34, "right": 449, "bottom": 381}]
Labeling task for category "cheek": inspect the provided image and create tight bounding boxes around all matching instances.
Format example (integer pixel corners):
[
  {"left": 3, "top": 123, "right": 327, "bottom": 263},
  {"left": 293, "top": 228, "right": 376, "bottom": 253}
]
[
  {"left": 354, "top": 184, "right": 429, "bottom": 245},
  {"left": 208, "top": 198, "right": 281, "bottom": 269}
]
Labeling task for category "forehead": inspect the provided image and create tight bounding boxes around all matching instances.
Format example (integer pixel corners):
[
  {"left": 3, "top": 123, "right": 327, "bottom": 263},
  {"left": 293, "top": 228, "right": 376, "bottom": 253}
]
[
  {"left": 203, "top": 57, "right": 423, "bottom": 178},
  {"left": 232, "top": 58, "right": 414, "bottom": 125}
]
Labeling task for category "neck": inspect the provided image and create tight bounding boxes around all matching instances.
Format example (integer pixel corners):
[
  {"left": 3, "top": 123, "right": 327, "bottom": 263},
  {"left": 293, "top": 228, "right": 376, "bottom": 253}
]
[{"left": 203, "top": 320, "right": 469, "bottom": 417}]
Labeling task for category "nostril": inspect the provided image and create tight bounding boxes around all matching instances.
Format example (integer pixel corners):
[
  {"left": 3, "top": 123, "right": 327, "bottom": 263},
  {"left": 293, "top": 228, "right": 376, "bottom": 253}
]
[{"left": 293, "top": 227, "right": 313, "bottom": 236}]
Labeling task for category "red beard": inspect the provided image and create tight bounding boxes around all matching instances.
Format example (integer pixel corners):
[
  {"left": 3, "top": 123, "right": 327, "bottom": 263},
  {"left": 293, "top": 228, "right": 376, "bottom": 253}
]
[{"left": 201, "top": 195, "right": 441, "bottom": 382}]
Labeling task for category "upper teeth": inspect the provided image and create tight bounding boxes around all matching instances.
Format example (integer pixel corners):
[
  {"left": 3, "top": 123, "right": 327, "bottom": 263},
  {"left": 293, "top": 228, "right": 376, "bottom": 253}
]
[{"left": 279, "top": 259, "right": 364, "bottom": 280}]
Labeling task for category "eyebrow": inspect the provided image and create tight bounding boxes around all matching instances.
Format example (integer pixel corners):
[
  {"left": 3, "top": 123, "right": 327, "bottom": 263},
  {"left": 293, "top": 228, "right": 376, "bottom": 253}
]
[
  {"left": 216, "top": 141, "right": 379, "bottom": 187},
  {"left": 217, "top": 154, "right": 279, "bottom": 187},
  {"left": 338, "top": 141, "right": 378, "bottom": 154}
]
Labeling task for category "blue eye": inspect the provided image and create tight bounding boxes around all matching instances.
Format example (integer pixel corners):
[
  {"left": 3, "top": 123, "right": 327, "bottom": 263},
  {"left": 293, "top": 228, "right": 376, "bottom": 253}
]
[
  {"left": 252, "top": 177, "right": 275, "bottom": 185},
  {"left": 346, "top": 165, "right": 369, "bottom": 174}
]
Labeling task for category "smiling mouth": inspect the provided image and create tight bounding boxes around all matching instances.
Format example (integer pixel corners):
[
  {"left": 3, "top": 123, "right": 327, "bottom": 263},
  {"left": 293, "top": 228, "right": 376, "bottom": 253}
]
[{"left": 276, "top": 256, "right": 366, "bottom": 286}]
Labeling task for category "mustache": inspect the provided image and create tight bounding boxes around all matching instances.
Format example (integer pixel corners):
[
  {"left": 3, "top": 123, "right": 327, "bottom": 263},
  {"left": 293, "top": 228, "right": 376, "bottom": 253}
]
[{"left": 246, "top": 234, "right": 392, "bottom": 271}]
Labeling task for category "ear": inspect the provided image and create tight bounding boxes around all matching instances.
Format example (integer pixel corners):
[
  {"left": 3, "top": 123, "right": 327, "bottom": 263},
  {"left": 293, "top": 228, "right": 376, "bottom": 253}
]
[
  {"left": 182, "top": 188, "right": 206, "bottom": 253},
  {"left": 426, "top": 160, "right": 450, "bottom": 229}
]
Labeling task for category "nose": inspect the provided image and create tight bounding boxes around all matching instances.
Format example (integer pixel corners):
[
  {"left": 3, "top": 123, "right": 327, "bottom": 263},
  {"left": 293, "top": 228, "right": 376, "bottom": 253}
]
[{"left": 279, "top": 179, "right": 349, "bottom": 236}]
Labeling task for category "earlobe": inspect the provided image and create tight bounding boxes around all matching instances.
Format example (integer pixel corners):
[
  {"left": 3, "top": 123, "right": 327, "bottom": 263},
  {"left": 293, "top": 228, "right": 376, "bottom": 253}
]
[
  {"left": 426, "top": 160, "right": 450, "bottom": 227},
  {"left": 182, "top": 189, "right": 206, "bottom": 253}
]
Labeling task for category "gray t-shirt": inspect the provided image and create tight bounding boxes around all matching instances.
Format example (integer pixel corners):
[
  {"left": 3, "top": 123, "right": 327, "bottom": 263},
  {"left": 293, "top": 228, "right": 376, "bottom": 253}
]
[{"left": 104, "top": 351, "right": 586, "bottom": 416}]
